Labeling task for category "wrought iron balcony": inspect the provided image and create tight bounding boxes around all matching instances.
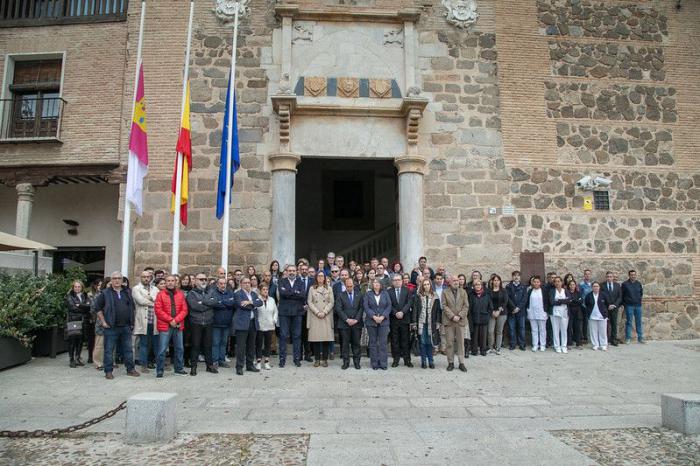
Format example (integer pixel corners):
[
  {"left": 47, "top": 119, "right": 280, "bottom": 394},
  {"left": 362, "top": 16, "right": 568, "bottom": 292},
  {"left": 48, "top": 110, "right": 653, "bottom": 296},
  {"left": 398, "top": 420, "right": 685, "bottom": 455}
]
[
  {"left": 0, "top": 0, "right": 128, "bottom": 27},
  {"left": 0, "top": 96, "right": 65, "bottom": 142}
]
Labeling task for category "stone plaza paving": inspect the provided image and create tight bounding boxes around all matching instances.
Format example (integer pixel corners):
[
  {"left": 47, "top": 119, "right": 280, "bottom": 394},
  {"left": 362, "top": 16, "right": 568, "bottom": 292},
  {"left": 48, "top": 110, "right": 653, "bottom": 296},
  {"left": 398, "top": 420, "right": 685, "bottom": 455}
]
[{"left": 0, "top": 340, "right": 698, "bottom": 465}]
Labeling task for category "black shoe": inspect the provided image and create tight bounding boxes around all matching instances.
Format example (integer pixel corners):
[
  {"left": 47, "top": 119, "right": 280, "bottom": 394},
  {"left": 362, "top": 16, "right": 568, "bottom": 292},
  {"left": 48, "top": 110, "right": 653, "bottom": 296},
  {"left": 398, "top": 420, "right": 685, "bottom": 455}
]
[
  {"left": 219, "top": 362, "right": 230, "bottom": 368},
  {"left": 148, "top": 362, "right": 156, "bottom": 369},
  {"left": 458, "top": 364, "right": 467, "bottom": 373},
  {"left": 405, "top": 361, "right": 414, "bottom": 368},
  {"left": 156, "top": 373, "right": 163, "bottom": 378},
  {"left": 69, "top": 359, "right": 77, "bottom": 368},
  {"left": 236, "top": 368, "right": 244, "bottom": 375},
  {"left": 481, "top": 352, "right": 487, "bottom": 356},
  {"left": 464, "top": 352, "right": 470, "bottom": 359},
  {"left": 184, "top": 361, "right": 191, "bottom": 368},
  {"left": 279, "top": 360, "right": 286, "bottom": 368},
  {"left": 471, "top": 351, "right": 478, "bottom": 356},
  {"left": 76, "top": 359, "right": 85, "bottom": 366},
  {"left": 611, "top": 342, "right": 619, "bottom": 347},
  {"left": 421, "top": 362, "right": 427, "bottom": 369},
  {"left": 87, "top": 358, "right": 94, "bottom": 364},
  {"left": 391, "top": 360, "right": 399, "bottom": 368},
  {"left": 353, "top": 360, "right": 361, "bottom": 370},
  {"left": 206, "top": 366, "right": 218, "bottom": 374},
  {"left": 520, "top": 346, "right": 526, "bottom": 351},
  {"left": 247, "top": 366, "right": 260, "bottom": 373},
  {"left": 175, "top": 369, "right": 188, "bottom": 375},
  {"left": 294, "top": 360, "right": 301, "bottom": 367},
  {"left": 509, "top": 346, "right": 515, "bottom": 351},
  {"left": 446, "top": 363, "right": 454, "bottom": 371},
  {"left": 342, "top": 361, "right": 349, "bottom": 370},
  {"left": 429, "top": 363, "right": 435, "bottom": 369},
  {"left": 190, "top": 366, "right": 197, "bottom": 376}
]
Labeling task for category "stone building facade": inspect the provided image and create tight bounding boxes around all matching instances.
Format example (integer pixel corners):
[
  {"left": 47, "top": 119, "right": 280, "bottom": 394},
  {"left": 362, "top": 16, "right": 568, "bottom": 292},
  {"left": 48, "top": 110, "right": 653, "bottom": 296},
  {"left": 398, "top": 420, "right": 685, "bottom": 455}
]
[{"left": 0, "top": 0, "right": 698, "bottom": 340}]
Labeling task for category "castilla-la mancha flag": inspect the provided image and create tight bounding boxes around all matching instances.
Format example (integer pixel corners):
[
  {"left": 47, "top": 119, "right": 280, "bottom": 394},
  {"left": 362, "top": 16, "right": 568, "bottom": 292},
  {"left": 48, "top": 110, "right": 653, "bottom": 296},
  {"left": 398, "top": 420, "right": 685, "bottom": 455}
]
[
  {"left": 125, "top": 63, "right": 148, "bottom": 216},
  {"left": 171, "top": 81, "right": 192, "bottom": 225}
]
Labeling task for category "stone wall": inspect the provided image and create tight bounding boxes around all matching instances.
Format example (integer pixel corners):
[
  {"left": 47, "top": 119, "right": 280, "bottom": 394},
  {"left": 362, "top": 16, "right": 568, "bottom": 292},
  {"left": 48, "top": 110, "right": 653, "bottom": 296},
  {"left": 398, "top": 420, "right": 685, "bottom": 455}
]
[
  {"left": 544, "top": 82, "right": 677, "bottom": 122},
  {"left": 549, "top": 41, "right": 665, "bottom": 81},
  {"left": 556, "top": 123, "right": 674, "bottom": 167},
  {"left": 537, "top": 0, "right": 669, "bottom": 42}
]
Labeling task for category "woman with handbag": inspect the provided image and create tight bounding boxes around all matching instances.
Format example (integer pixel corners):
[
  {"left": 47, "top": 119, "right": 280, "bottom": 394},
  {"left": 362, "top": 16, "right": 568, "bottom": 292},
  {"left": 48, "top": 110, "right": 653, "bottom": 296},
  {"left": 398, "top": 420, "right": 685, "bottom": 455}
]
[{"left": 65, "top": 280, "right": 92, "bottom": 368}]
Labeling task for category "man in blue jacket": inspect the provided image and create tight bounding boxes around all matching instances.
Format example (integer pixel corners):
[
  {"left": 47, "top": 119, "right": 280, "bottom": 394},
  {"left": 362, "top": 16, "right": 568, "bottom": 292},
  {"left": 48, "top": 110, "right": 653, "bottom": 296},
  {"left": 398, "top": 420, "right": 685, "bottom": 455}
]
[
  {"left": 506, "top": 270, "right": 528, "bottom": 351},
  {"left": 621, "top": 269, "right": 645, "bottom": 344},
  {"left": 277, "top": 264, "right": 306, "bottom": 367},
  {"left": 233, "top": 277, "right": 264, "bottom": 375},
  {"left": 206, "top": 278, "right": 235, "bottom": 368}
]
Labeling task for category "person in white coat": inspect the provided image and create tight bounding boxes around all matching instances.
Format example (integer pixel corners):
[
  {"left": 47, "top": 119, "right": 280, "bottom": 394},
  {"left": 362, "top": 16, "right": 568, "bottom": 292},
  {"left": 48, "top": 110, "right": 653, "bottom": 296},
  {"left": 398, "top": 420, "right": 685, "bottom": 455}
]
[
  {"left": 524, "top": 276, "right": 548, "bottom": 352},
  {"left": 132, "top": 270, "right": 159, "bottom": 372},
  {"left": 255, "top": 283, "right": 278, "bottom": 370}
]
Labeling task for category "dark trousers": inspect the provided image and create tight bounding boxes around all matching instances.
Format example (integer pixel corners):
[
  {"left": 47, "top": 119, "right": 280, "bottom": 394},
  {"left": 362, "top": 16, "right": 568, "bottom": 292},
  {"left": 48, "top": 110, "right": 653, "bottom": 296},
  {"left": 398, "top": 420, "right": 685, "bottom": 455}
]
[
  {"left": 472, "top": 323, "right": 488, "bottom": 355},
  {"left": 314, "top": 341, "right": 330, "bottom": 361},
  {"left": 367, "top": 324, "right": 390, "bottom": 369},
  {"left": 390, "top": 319, "right": 411, "bottom": 361},
  {"left": 301, "top": 314, "right": 312, "bottom": 358},
  {"left": 546, "top": 318, "right": 553, "bottom": 346},
  {"left": 255, "top": 330, "right": 273, "bottom": 360},
  {"left": 83, "top": 320, "right": 95, "bottom": 361},
  {"left": 189, "top": 322, "right": 213, "bottom": 368},
  {"left": 609, "top": 307, "right": 619, "bottom": 343},
  {"left": 570, "top": 309, "right": 584, "bottom": 346},
  {"left": 68, "top": 335, "right": 82, "bottom": 361},
  {"left": 507, "top": 312, "right": 526, "bottom": 348},
  {"left": 339, "top": 326, "right": 362, "bottom": 362},
  {"left": 235, "top": 318, "right": 257, "bottom": 370},
  {"left": 278, "top": 314, "right": 303, "bottom": 363},
  {"left": 103, "top": 326, "right": 135, "bottom": 374}
]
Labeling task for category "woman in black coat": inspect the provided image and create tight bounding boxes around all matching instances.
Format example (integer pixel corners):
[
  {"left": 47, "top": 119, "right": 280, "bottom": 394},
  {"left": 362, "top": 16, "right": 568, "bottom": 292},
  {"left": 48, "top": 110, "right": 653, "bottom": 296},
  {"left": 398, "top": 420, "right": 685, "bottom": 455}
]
[
  {"left": 566, "top": 280, "right": 585, "bottom": 349},
  {"left": 468, "top": 281, "right": 493, "bottom": 356},
  {"left": 65, "top": 280, "right": 92, "bottom": 368}
]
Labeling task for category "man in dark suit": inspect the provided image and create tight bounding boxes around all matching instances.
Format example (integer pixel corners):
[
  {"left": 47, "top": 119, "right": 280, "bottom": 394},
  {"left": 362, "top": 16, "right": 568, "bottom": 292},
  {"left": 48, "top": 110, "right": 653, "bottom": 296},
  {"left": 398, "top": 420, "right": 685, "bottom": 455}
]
[
  {"left": 602, "top": 271, "right": 622, "bottom": 346},
  {"left": 335, "top": 277, "right": 364, "bottom": 370},
  {"left": 388, "top": 274, "right": 413, "bottom": 367},
  {"left": 277, "top": 264, "right": 306, "bottom": 367},
  {"left": 298, "top": 263, "right": 314, "bottom": 362},
  {"left": 332, "top": 269, "right": 350, "bottom": 297},
  {"left": 232, "top": 277, "right": 264, "bottom": 375}
]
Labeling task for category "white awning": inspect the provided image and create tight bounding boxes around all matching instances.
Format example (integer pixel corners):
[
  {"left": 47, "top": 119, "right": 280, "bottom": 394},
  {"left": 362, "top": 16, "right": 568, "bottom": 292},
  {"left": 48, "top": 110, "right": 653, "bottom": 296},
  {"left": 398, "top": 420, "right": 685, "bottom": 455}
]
[{"left": 0, "top": 231, "right": 57, "bottom": 252}]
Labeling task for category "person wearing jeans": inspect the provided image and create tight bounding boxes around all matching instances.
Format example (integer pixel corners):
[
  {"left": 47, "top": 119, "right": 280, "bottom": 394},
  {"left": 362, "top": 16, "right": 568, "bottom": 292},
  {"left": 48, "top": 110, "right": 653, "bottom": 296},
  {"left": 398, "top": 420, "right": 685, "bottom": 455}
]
[
  {"left": 132, "top": 271, "right": 159, "bottom": 373},
  {"left": 207, "top": 278, "right": 236, "bottom": 367},
  {"left": 506, "top": 271, "right": 528, "bottom": 351},
  {"left": 621, "top": 270, "right": 645, "bottom": 344},
  {"left": 487, "top": 275, "right": 511, "bottom": 354},
  {"left": 93, "top": 271, "right": 140, "bottom": 379},
  {"left": 411, "top": 278, "right": 440, "bottom": 369},
  {"left": 154, "top": 275, "right": 189, "bottom": 377}
]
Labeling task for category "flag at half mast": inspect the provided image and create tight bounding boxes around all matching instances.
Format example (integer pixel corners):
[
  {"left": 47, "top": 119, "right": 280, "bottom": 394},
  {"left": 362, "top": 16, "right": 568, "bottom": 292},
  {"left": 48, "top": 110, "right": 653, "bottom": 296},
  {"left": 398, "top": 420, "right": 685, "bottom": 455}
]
[
  {"left": 125, "top": 63, "right": 148, "bottom": 216},
  {"left": 171, "top": 81, "right": 192, "bottom": 225}
]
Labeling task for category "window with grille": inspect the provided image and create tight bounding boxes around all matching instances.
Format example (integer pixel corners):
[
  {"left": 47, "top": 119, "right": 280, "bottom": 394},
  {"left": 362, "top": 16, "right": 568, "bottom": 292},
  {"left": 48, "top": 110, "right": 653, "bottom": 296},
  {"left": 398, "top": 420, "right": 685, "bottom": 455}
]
[
  {"left": 1, "top": 57, "right": 64, "bottom": 140},
  {"left": 593, "top": 191, "right": 610, "bottom": 210}
]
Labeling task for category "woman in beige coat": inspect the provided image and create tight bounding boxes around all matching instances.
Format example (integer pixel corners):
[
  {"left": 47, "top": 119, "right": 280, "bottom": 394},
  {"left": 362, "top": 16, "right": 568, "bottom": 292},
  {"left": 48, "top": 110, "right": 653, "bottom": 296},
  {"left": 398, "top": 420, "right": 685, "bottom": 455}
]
[{"left": 307, "top": 271, "right": 335, "bottom": 367}]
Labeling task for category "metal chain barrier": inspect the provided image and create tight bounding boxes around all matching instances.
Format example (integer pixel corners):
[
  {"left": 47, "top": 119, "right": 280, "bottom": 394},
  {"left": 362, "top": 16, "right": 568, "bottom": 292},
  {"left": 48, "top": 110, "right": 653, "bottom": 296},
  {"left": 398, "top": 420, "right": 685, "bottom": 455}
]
[{"left": 0, "top": 401, "right": 127, "bottom": 438}]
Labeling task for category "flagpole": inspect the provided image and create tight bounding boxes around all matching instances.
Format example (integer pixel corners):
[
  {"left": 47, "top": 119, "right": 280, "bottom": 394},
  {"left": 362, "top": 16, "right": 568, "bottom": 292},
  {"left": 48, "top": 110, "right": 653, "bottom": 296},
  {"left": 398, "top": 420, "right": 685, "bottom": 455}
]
[
  {"left": 172, "top": 0, "right": 195, "bottom": 275},
  {"left": 121, "top": 0, "right": 146, "bottom": 278},
  {"left": 221, "top": 3, "right": 240, "bottom": 273}
]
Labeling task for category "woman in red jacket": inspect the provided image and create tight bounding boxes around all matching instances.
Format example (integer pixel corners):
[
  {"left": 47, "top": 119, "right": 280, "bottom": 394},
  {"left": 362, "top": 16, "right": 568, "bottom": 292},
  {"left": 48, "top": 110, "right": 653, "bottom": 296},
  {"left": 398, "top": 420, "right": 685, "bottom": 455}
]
[{"left": 154, "top": 275, "right": 189, "bottom": 378}]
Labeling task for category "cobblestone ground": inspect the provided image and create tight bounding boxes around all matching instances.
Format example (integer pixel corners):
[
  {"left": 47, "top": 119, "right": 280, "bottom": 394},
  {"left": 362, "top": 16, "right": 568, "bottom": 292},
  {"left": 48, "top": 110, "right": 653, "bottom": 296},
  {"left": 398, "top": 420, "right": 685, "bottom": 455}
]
[
  {"left": 0, "top": 433, "right": 309, "bottom": 465},
  {"left": 552, "top": 427, "right": 700, "bottom": 466}
]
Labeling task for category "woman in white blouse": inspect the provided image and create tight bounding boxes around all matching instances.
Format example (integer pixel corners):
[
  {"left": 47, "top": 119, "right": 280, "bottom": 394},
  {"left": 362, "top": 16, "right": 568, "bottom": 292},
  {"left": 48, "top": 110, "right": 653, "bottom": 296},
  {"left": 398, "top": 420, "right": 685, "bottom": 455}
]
[{"left": 255, "top": 283, "right": 278, "bottom": 370}]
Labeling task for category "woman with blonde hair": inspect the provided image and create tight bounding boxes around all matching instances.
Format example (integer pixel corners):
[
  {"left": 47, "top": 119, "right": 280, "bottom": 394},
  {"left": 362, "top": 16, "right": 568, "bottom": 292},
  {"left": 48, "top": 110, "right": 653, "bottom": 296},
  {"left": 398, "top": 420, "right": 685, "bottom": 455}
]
[
  {"left": 307, "top": 271, "right": 335, "bottom": 367},
  {"left": 65, "top": 280, "right": 92, "bottom": 368}
]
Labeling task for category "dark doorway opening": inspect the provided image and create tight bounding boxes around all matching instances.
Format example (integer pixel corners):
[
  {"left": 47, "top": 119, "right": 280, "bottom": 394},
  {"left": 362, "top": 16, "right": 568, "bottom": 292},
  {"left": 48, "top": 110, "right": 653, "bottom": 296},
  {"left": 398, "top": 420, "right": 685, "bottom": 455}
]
[
  {"left": 52, "top": 246, "right": 105, "bottom": 283},
  {"left": 296, "top": 158, "right": 397, "bottom": 263}
]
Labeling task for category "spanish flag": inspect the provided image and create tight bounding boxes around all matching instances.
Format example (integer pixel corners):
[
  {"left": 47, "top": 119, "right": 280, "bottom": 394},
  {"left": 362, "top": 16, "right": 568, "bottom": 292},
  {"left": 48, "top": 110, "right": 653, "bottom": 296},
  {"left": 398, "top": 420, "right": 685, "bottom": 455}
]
[{"left": 171, "top": 81, "right": 192, "bottom": 225}]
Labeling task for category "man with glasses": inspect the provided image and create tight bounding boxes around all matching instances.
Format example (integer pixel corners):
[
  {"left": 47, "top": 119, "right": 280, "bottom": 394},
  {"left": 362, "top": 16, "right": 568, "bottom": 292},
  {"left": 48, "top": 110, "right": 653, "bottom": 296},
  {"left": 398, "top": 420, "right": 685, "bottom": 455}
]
[
  {"left": 132, "top": 270, "right": 158, "bottom": 373},
  {"left": 298, "top": 263, "right": 314, "bottom": 362},
  {"left": 186, "top": 273, "right": 218, "bottom": 375},
  {"left": 323, "top": 252, "right": 336, "bottom": 276},
  {"left": 233, "top": 277, "right": 263, "bottom": 375},
  {"left": 329, "top": 266, "right": 341, "bottom": 286},
  {"left": 154, "top": 275, "right": 189, "bottom": 378},
  {"left": 94, "top": 272, "right": 140, "bottom": 380},
  {"left": 207, "top": 278, "right": 236, "bottom": 368},
  {"left": 277, "top": 264, "right": 306, "bottom": 367}
]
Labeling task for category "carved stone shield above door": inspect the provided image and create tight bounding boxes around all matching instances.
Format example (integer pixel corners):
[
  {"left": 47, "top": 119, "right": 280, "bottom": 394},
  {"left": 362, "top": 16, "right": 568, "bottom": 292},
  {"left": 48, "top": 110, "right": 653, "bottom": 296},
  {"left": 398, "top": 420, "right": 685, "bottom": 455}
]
[{"left": 442, "top": 0, "right": 478, "bottom": 29}]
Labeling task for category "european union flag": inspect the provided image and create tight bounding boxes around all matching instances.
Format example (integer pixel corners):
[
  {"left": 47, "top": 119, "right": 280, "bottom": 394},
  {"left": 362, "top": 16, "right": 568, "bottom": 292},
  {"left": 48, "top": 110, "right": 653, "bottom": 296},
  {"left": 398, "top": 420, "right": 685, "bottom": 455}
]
[{"left": 216, "top": 75, "right": 240, "bottom": 219}]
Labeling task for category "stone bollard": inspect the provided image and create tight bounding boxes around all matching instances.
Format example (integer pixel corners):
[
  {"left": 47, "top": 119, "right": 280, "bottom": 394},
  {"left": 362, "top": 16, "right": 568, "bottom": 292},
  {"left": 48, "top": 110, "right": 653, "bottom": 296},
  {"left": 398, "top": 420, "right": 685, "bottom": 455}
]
[
  {"left": 661, "top": 393, "right": 700, "bottom": 435},
  {"left": 125, "top": 392, "right": 178, "bottom": 444}
]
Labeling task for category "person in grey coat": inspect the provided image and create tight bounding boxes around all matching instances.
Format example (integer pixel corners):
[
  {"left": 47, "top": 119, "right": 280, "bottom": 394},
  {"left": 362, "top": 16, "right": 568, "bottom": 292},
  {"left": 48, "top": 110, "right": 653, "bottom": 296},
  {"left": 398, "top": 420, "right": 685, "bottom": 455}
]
[{"left": 363, "top": 279, "right": 391, "bottom": 370}]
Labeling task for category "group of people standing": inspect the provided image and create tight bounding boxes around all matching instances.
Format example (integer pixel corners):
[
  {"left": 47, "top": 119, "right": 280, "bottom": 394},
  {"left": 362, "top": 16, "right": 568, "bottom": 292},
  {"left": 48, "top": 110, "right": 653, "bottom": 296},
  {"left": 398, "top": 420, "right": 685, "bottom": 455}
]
[{"left": 63, "top": 253, "right": 646, "bottom": 379}]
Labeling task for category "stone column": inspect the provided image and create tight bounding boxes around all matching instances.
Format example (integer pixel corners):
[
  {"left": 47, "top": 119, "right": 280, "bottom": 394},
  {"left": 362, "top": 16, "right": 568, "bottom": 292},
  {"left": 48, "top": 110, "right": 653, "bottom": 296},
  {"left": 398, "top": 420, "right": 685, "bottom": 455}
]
[
  {"left": 395, "top": 156, "right": 426, "bottom": 271},
  {"left": 15, "top": 183, "right": 36, "bottom": 238},
  {"left": 269, "top": 152, "right": 300, "bottom": 267}
]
